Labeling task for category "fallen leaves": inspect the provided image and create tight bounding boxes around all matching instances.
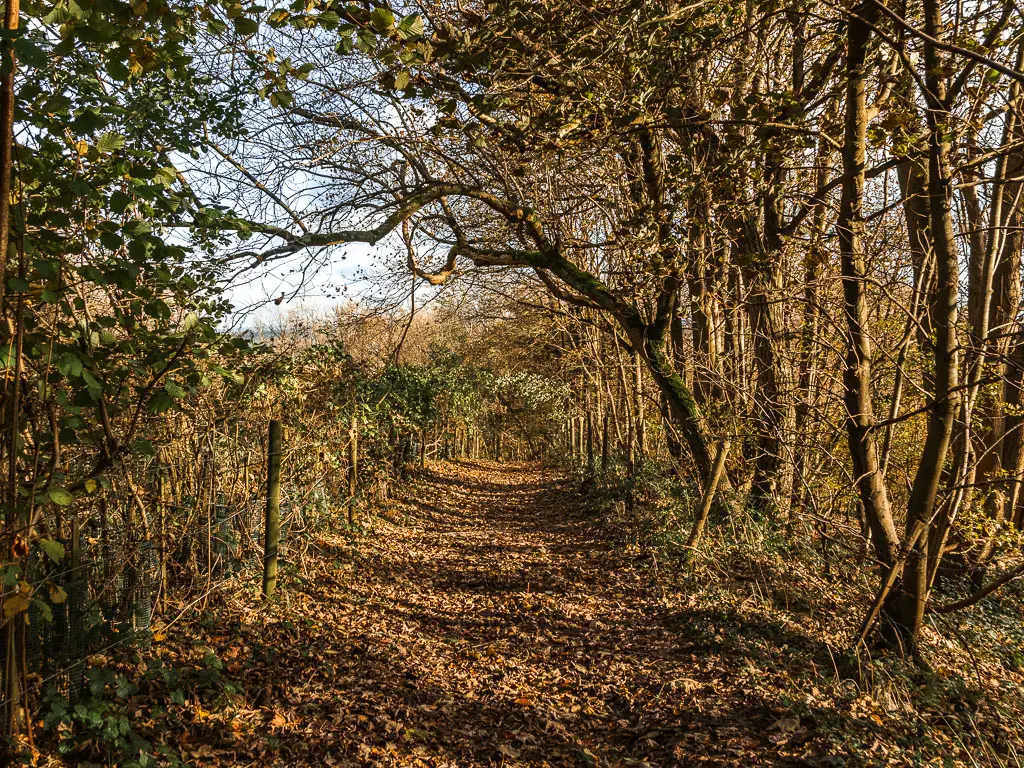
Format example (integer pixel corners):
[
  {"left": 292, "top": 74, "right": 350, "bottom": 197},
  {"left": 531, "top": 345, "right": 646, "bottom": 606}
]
[
  {"left": 497, "top": 743, "right": 521, "bottom": 758},
  {"left": 270, "top": 711, "right": 288, "bottom": 728},
  {"left": 30, "top": 461, "right": 1024, "bottom": 767}
]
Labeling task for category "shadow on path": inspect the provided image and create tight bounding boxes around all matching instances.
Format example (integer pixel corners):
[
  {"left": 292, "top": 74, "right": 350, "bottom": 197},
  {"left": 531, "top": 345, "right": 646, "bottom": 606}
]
[{"left": 199, "top": 461, "right": 860, "bottom": 767}]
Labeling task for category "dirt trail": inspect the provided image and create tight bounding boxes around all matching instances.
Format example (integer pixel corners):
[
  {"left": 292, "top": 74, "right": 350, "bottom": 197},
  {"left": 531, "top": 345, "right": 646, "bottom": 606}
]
[{"left": 189, "top": 461, "right": 806, "bottom": 767}]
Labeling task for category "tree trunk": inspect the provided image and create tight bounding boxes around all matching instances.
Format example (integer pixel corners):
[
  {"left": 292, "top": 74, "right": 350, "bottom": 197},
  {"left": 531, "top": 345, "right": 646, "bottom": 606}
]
[
  {"left": 886, "top": 0, "right": 961, "bottom": 647},
  {"left": 838, "top": 0, "right": 901, "bottom": 583}
]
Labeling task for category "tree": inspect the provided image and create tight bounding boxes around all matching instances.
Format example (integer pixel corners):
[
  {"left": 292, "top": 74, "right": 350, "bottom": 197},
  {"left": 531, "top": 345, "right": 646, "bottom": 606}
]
[{"left": 177, "top": 0, "right": 1024, "bottom": 649}]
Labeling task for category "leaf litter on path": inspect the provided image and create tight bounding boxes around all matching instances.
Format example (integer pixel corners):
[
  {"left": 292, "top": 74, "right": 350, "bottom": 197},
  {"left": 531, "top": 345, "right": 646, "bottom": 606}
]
[{"left": 44, "top": 460, "right": 996, "bottom": 767}]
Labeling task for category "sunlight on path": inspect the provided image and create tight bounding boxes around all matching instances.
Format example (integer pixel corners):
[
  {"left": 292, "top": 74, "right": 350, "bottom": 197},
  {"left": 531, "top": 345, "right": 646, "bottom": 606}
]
[{"left": 196, "top": 462, "right": 795, "bottom": 767}]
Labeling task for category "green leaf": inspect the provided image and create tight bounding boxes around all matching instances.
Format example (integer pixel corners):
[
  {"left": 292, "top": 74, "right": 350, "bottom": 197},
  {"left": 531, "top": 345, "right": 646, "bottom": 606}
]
[
  {"left": 396, "top": 13, "right": 424, "bottom": 39},
  {"left": 211, "top": 364, "right": 244, "bottom": 385},
  {"left": 13, "top": 38, "right": 48, "bottom": 69},
  {"left": 81, "top": 370, "right": 103, "bottom": 398},
  {"left": 356, "top": 28, "right": 376, "bottom": 53},
  {"left": 233, "top": 16, "right": 260, "bottom": 35},
  {"left": 42, "top": 0, "right": 86, "bottom": 24},
  {"left": 294, "top": 62, "right": 316, "bottom": 80},
  {"left": 394, "top": 69, "right": 410, "bottom": 90},
  {"left": 370, "top": 6, "right": 394, "bottom": 32},
  {"left": 35, "top": 599, "right": 53, "bottom": 623},
  {"left": 99, "top": 231, "right": 124, "bottom": 250},
  {"left": 7, "top": 276, "right": 28, "bottom": 293},
  {"left": 147, "top": 390, "right": 174, "bottom": 414},
  {"left": 270, "top": 89, "right": 293, "bottom": 108},
  {"left": 47, "top": 488, "right": 73, "bottom": 507},
  {"left": 96, "top": 133, "right": 126, "bottom": 154},
  {"left": 154, "top": 167, "right": 177, "bottom": 188},
  {"left": 57, "top": 352, "right": 83, "bottom": 378},
  {"left": 134, "top": 438, "right": 156, "bottom": 456},
  {"left": 109, "top": 191, "right": 133, "bottom": 214},
  {"left": 123, "top": 219, "right": 152, "bottom": 237},
  {"left": 317, "top": 11, "right": 339, "bottom": 29},
  {"left": 106, "top": 58, "right": 130, "bottom": 81},
  {"left": 38, "top": 538, "right": 65, "bottom": 563}
]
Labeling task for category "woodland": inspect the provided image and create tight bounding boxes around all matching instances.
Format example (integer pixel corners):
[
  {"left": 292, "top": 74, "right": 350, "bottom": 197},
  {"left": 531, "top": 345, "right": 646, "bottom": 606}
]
[{"left": 1, "top": 0, "right": 1024, "bottom": 765}]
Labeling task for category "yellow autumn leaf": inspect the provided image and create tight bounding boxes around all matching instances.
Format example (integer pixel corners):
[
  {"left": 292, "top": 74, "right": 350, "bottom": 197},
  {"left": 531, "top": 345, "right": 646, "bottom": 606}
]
[{"left": 3, "top": 583, "right": 32, "bottom": 619}]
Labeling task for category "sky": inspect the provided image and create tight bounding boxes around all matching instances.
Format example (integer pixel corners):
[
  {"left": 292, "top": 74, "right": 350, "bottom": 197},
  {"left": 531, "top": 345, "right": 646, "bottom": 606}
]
[
  {"left": 224, "top": 241, "right": 378, "bottom": 320},
  {"left": 218, "top": 236, "right": 450, "bottom": 332}
]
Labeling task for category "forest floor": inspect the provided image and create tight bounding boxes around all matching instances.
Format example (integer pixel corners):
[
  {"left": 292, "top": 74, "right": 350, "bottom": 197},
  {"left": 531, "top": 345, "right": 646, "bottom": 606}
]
[{"left": 34, "top": 461, "right": 1024, "bottom": 767}]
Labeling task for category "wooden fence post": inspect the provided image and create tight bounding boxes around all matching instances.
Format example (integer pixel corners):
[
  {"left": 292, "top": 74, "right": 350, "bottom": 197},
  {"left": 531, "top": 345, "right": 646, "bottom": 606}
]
[
  {"left": 262, "top": 419, "right": 282, "bottom": 599},
  {"left": 601, "top": 413, "right": 610, "bottom": 473},
  {"left": 156, "top": 464, "right": 169, "bottom": 614},
  {"left": 348, "top": 414, "right": 359, "bottom": 526},
  {"left": 586, "top": 411, "right": 595, "bottom": 476},
  {"left": 634, "top": 353, "right": 646, "bottom": 460}
]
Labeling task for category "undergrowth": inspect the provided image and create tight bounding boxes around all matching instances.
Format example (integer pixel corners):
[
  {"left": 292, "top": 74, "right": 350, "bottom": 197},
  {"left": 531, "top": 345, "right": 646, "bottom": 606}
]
[{"left": 579, "top": 460, "right": 1024, "bottom": 767}]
